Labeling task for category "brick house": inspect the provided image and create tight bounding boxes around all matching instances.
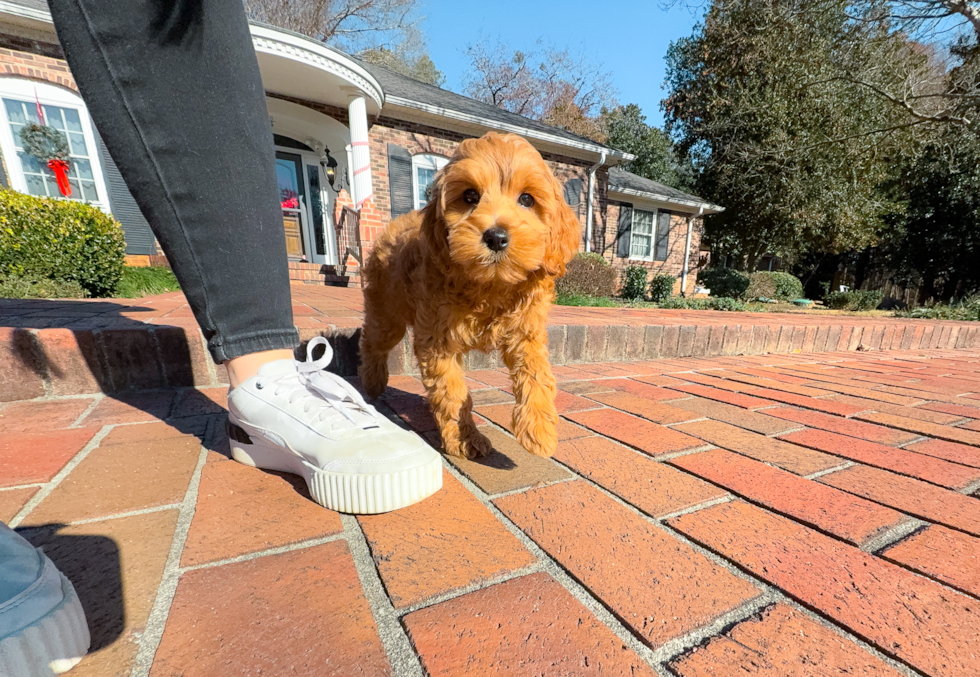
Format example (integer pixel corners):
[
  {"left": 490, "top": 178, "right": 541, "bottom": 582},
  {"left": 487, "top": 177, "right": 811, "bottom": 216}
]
[{"left": 0, "top": 2, "right": 722, "bottom": 294}]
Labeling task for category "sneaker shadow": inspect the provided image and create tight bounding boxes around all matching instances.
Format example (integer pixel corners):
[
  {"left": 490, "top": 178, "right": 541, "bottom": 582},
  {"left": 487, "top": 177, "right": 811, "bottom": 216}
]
[{"left": 14, "top": 525, "right": 124, "bottom": 653}]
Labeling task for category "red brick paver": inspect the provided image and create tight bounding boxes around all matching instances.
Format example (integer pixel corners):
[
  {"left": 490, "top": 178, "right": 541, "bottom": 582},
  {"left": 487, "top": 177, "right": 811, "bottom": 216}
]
[
  {"left": 1, "top": 337, "right": 978, "bottom": 676},
  {"left": 404, "top": 573, "right": 657, "bottom": 676}
]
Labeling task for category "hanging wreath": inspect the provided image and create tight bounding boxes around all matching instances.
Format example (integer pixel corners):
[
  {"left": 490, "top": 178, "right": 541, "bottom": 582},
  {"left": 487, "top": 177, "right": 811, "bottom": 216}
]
[{"left": 19, "top": 121, "right": 72, "bottom": 197}]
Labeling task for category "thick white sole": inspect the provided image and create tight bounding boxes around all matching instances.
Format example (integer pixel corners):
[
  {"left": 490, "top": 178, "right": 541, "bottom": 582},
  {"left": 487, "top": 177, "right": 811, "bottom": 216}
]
[
  {"left": 229, "top": 435, "right": 443, "bottom": 514},
  {"left": 0, "top": 567, "right": 90, "bottom": 676}
]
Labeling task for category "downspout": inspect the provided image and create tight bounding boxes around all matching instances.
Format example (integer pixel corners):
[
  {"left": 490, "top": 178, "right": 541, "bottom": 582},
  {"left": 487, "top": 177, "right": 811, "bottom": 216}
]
[
  {"left": 584, "top": 151, "right": 606, "bottom": 253},
  {"left": 681, "top": 206, "right": 704, "bottom": 297}
]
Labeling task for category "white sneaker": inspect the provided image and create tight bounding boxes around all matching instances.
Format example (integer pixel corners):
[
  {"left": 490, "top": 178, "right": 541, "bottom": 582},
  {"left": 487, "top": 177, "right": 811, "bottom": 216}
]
[
  {"left": 227, "top": 337, "right": 442, "bottom": 514},
  {"left": 0, "top": 523, "right": 90, "bottom": 676}
]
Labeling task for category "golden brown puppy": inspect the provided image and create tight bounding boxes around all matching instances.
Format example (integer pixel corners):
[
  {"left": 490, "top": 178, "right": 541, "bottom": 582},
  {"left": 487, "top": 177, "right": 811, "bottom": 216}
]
[{"left": 358, "top": 132, "right": 580, "bottom": 459}]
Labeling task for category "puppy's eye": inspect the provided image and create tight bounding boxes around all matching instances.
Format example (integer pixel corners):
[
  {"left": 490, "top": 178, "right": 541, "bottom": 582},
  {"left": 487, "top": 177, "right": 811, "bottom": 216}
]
[
  {"left": 518, "top": 193, "right": 535, "bottom": 208},
  {"left": 463, "top": 189, "right": 480, "bottom": 205}
]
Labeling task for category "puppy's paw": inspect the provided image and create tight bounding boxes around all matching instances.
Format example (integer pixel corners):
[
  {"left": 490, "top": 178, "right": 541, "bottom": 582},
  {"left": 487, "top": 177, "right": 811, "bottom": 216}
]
[
  {"left": 357, "top": 360, "right": 388, "bottom": 401},
  {"left": 514, "top": 412, "right": 558, "bottom": 458},
  {"left": 443, "top": 427, "right": 492, "bottom": 460}
]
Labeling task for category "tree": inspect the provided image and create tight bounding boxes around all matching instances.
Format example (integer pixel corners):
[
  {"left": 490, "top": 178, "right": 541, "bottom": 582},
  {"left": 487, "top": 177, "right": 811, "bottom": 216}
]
[
  {"left": 245, "top": 0, "right": 438, "bottom": 71},
  {"left": 359, "top": 48, "right": 445, "bottom": 86},
  {"left": 664, "top": 0, "right": 924, "bottom": 269},
  {"left": 885, "top": 131, "right": 980, "bottom": 300},
  {"left": 461, "top": 39, "right": 617, "bottom": 141},
  {"left": 603, "top": 104, "right": 693, "bottom": 190}
]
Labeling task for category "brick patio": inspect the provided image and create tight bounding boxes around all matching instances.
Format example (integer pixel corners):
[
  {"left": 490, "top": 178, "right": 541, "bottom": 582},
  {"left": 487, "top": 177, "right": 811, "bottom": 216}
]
[{"left": 3, "top": 341, "right": 980, "bottom": 676}]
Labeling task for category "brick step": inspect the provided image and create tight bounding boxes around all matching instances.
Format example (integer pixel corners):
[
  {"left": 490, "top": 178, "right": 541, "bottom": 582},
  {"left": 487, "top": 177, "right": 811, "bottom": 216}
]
[{"left": 3, "top": 316, "right": 980, "bottom": 400}]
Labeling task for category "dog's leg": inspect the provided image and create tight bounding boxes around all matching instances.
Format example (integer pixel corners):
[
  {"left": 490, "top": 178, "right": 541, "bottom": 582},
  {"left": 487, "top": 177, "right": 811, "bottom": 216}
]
[
  {"left": 416, "top": 347, "right": 491, "bottom": 459},
  {"left": 502, "top": 330, "right": 559, "bottom": 457},
  {"left": 358, "top": 310, "right": 406, "bottom": 401}
]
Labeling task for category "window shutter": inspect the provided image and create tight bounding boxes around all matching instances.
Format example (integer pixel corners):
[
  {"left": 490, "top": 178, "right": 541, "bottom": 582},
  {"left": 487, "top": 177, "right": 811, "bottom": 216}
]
[
  {"left": 387, "top": 143, "right": 414, "bottom": 218},
  {"left": 616, "top": 204, "right": 633, "bottom": 258},
  {"left": 563, "top": 178, "right": 582, "bottom": 206},
  {"left": 97, "top": 134, "right": 156, "bottom": 255},
  {"left": 655, "top": 211, "right": 671, "bottom": 261}
]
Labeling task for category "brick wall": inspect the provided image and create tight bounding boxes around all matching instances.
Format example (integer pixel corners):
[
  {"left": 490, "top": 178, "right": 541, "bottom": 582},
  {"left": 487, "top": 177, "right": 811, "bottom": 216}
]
[
  {"left": 367, "top": 117, "right": 595, "bottom": 247},
  {"left": 600, "top": 201, "right": 704, "bottom": 297}
]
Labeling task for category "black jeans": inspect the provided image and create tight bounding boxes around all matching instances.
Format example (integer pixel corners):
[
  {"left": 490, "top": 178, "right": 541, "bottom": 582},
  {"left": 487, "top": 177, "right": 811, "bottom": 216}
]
[{"left": 48, "top": 0, "right": 298, "bottom": 362}]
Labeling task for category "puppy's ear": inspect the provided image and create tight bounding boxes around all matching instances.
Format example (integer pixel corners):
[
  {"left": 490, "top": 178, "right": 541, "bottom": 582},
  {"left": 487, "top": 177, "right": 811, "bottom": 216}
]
[
  {"left": 420, "top": 165, "right": 452, "bottom": 263},
  {"left": 541, "top": 180, "right": 582, "bottom": 277}
]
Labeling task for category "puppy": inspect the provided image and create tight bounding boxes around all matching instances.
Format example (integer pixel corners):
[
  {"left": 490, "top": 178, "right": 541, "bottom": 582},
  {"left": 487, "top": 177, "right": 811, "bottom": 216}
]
[{"left": 358, "top": 132, "right": 580, "bottom": 459}]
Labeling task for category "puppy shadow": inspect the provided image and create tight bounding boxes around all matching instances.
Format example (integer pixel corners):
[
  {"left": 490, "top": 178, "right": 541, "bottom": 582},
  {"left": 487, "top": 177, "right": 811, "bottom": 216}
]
[{"left": 15, "top": 524, "right": 124, "bottom": 653}]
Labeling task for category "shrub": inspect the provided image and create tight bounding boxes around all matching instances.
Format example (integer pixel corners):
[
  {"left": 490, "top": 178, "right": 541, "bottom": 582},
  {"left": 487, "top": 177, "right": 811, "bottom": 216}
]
[
  {"left": 698, "top": 268, "right": 750, "bottom": 299},
  {"left": 0, "top": 273, "right": 87, "bottom": 298},
  {"left": 0, "top": 189, "right": 126, "bottom": 296},
  {"left": 745, "top": 271, "right": 804, "bottom": 301},
  {"left": 648, "top": 273, "right": 676, "bottom": 303},
  {"left": 621, "top": 265, "right": 647, "bottom": 300},
  {"left": 556, "top": 252, "right": 616, "bottom": 298},
  {"left": 745, "top": 272, "right": 778, "bottom": 300},
  {"left": 824, "top": 289, "right": 884, "bottom": 311},
  {"left": 769, "top": 271, "right": 804, "bottom": 300},
  {"left": 116, "top": 266, "right": 180, "bottom": 298},
  {"left": 897, "top": 295, "right": 980, "bottom": 321}
]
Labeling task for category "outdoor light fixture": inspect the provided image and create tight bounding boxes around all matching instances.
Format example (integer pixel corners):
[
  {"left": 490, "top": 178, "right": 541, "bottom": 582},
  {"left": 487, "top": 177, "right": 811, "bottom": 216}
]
[{"left": 321, "top": 150, "right": 339, "bottom": 189}]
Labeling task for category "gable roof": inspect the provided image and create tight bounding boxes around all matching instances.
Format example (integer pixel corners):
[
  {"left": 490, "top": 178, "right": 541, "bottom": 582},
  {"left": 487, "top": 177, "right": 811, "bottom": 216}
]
[
  {"left": 355, "top": 59, "right": 628, "bottom": 161},
  {"left": 608, "top": 166, "right": 723, "bottom": 214}
]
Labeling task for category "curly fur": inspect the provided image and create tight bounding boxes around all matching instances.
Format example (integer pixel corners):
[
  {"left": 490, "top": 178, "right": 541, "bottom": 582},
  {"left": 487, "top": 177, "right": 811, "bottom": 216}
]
[{"left": 358, "top": 132, "right": 581, "bottom": 459}]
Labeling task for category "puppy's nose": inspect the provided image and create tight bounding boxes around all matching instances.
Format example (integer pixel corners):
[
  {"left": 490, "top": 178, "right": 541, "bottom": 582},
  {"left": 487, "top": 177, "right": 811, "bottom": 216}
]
[{"left": 482, "top": 226, "right": 509, "bottom": 252}]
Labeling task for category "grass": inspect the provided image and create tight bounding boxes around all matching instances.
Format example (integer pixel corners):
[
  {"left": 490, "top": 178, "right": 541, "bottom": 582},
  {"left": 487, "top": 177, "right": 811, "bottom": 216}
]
[
  {"left": 555, "top": 293, "right": 620, "bottom": 307},
  {"left": 115, "top": 266, "right": 181, "bottom": 298}
]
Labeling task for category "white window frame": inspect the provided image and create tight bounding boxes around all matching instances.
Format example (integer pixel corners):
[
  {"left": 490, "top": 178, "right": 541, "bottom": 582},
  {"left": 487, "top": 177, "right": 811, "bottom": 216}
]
[
  {"left": 629, "top": 208, "right": 657, "bottom": 261},
  {"left": 0, "top": 79, "right": 110, "bottom": 210},
  {"left": 411, "top": 153, "right": 448, "bottom": 210}
]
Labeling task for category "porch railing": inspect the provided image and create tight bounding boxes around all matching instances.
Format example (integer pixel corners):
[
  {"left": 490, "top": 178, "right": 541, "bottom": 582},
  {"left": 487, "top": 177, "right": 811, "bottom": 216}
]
[{"left": 335, "top": 206, "right": 363, "bottom": 284}]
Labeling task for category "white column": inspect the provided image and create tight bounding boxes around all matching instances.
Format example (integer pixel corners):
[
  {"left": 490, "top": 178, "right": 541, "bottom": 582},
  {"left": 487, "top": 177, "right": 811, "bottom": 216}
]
[{"left": 347, "top": 94, "right": 373, "bottom": 209}]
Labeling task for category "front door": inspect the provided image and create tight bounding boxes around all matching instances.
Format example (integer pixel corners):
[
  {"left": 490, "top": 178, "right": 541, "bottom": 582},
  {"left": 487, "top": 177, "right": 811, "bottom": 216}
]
[
  {"left": 275, "top": 150, "right": 337, "bottom": 265},
  {"left": 276, "top": 151, "right": 307, "bottom": 259}
]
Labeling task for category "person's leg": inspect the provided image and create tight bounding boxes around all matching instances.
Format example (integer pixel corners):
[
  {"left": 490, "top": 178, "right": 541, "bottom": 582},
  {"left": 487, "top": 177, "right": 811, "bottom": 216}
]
[{"left": 47, "top": 0, "right": 298, "bottom": 380}]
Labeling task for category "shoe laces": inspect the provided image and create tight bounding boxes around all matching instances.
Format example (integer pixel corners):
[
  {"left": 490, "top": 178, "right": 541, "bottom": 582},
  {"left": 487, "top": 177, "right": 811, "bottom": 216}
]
[{"left": 267, "top": 337, "right": 379, "bottom": 431}]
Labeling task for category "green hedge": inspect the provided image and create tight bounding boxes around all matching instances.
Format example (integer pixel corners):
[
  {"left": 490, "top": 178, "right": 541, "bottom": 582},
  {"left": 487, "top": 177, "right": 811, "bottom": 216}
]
[
  {"left": 0, "top": 272, "right": 87, "bottom": 299},
  {"left": 745, "top": 271, "right": 804, "bottom": 301},
  {"left": 556, "top": 252, "right": 616, "bottom": 298},
  {"left": 621, "top": 265, "right": 647, "bottom": 300},
  {"left": 0, "top": 189, "right": 126, "bottom": 297},
  {"left": 649, "top": 273, "right": 675, "bottom": 303},
  {"left": 698, "top": 268, "right": 750, "bottom": 299},
  {"left": 824, "top": 289, "right": 884, "bottom": 311},
  {"left": 658, "top": 296, "right": 746, "bottom": 311}
]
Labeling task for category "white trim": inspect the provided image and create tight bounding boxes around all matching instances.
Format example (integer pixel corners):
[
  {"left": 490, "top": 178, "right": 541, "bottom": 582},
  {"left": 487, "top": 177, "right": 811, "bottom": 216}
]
[
  {"left": 411, "top": 153, "right": 448, "bottom": 210},
  {"left": 609, "top": 186, "right": 724, "bottom": 214},
  {"left": 0, "top": 78, "right": 110, "bottom": 210},
  {"left": 0, "top": 1, "right": 51, "bottom": 24},
  {"left": 384, "top": 96, "right": 634, "bottom": 163},
  {"left": 249, "top": 24, "right": 383, "bottom": 109},
  {"left": 628, "top": 208, "right": 657, "bottom": 262}
]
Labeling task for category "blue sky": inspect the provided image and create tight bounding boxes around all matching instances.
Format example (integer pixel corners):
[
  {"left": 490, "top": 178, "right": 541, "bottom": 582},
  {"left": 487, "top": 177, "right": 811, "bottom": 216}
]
[{"left": 419, "top": 0, "right": 707, "bottom": 127}]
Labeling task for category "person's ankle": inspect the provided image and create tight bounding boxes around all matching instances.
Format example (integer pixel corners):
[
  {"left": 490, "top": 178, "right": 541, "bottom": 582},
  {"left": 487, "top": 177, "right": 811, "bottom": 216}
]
[{"left": 225, "top": 348, "right": 295, "bottom": 389}]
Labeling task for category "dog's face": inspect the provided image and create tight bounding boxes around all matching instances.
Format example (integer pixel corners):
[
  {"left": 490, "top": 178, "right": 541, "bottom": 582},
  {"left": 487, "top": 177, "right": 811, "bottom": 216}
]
[{"left": 422, "top": 133, "right": 581, "bottom": 285}]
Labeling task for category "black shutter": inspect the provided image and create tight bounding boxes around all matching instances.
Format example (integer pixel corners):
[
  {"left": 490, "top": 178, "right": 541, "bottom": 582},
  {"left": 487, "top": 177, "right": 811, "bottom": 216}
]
[
  {"left": 563, "top": 178, "right": 582, "bottom": 206},
  {"left": 388, "top": 143, "right": 414, "bottom": 218},
  {"left": 655, "top": 211, "right": 671, "bottom": 261},
  {"left": 616, "top": 204, "right": 633, "bottom": 258},
  {"left": 97, "top": 135, "right": 157, "bottom": 255}
]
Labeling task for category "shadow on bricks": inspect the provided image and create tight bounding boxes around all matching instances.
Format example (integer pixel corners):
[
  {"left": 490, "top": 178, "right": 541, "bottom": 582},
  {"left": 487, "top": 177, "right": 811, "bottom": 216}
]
[
  {"left": 15, "top": 524, "right": 124, "bottom": 652},
  {"left": 4, "top": 299, "right": 221, "bottom": 450}
]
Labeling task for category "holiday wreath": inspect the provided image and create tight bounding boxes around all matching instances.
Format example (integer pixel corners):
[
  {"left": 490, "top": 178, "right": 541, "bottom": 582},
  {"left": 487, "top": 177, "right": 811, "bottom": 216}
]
[{"left": 19, "top": 121, "right": 72, "bottom": 197}]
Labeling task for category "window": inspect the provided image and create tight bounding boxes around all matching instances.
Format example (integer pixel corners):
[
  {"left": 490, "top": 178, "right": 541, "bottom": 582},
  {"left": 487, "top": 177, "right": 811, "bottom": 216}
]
[
  {"left": 412, "top": 154, "right": 448, "bottom": 209},
  {"left": 629, "top": 208, "right": 671, "bottom": 262},
  {"left": 629, "top": 209, "right": 656, "bottom": 260},
  {"left": 0, "top": 79, "right": 108, "bottom": 207}
]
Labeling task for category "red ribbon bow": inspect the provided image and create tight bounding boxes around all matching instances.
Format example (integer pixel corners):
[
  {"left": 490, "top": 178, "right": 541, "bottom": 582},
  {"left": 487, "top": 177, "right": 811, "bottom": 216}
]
[{"left": 47, "top": 159, "right": 71, "bottom": 197}]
